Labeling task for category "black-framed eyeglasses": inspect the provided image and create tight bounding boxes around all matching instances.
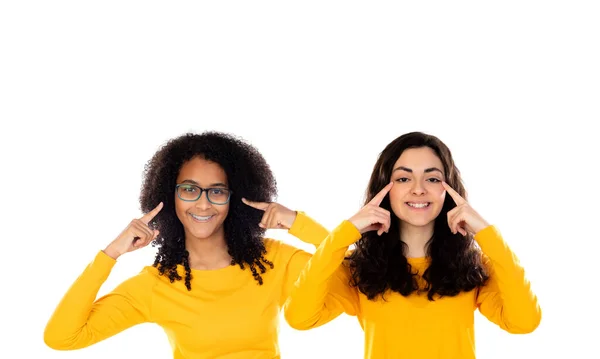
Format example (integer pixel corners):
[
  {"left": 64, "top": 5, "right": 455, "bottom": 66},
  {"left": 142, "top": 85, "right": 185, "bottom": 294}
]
[{"left": 175, "top": 184, "right": 233, "bottom": 205}]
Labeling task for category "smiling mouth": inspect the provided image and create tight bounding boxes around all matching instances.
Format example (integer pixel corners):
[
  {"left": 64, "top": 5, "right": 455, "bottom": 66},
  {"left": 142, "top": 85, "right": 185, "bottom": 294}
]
[
  {"left": 406, "top": 202, "right": 430, "bottom": 209},
  {"left": 190, "top": 213, "right": 215, "bottom": 222}
]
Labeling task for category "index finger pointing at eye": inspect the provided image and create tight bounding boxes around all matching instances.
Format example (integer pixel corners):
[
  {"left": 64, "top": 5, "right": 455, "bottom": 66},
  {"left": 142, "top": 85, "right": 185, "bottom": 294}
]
[
  {"left": 442, "top": 181, "right": 466, "bottom": 205},
  {"left": 242, "top": 198, "right": 270, "bottom": 211},
  {"left": 369, "top": 182, "right": 394, "bottom": 207},
  {"left": 141, "top": 202, "right": 164, "bottom": 225}
]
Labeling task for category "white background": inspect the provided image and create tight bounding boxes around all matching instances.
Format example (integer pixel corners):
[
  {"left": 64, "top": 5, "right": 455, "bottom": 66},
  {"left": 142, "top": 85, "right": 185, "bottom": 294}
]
[{"left": 1, "top": 1, "right": 598, "bottom": 358}]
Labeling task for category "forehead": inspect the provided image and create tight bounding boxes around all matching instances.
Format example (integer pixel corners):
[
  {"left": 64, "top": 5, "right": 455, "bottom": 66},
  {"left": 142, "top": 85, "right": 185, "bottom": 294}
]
[
  {"left": 393, "top": 147, "right": 443, "bottom": 171},
  {"left": 176, "top": 157, "right": 228, "bottom": 183}
]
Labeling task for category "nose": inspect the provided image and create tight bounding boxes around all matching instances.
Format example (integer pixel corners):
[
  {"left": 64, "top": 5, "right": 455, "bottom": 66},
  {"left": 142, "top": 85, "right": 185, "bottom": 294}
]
[
  {"left": 194, "top": 191, "right": 213, "bottom": 210},
  {"left": 411, "top": 181, "right": 426, "bottom": 195}
]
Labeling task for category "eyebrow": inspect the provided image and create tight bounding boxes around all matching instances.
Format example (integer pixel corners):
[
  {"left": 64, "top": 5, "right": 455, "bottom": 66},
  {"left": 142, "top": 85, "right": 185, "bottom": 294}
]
[
  {"left": 392, "top": 166, "right": 444, "bottom": 175},
  {"left": 180, "top": 179, "right": 228, "bottom": 187}
]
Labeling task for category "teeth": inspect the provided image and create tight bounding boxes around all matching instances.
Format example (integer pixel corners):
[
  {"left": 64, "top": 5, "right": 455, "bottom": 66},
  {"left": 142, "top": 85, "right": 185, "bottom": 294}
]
[
  {"left": 191, "top": 214, "right": 213, "bottom": 221},
  {"left": 407, "top": 202, "right": 429, "bottom": 208}
]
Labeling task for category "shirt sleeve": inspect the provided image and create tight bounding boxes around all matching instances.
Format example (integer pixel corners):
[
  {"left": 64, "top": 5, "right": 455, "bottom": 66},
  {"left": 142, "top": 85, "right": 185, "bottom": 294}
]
[
  {"left": 284, "top": 220, "right": 362, "bottom": 330},
  {"left": 475, "top": 225, "right": 542, "bottom": 334},
  {"left": 288, "top": 211, "right": 330, "bottom": 247},
  {"left": 44, "top": 251, "right": 155, "bottom": 350}
]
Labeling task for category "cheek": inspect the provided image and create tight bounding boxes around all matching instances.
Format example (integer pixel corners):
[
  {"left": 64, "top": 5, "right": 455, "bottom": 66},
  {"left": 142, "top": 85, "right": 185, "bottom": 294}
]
[
  {"left": 388, "top": 186, "right": 406, "bottom": 213},
  {"left": 389, "top": 187, "right": 401, "bottom": 203},
  {"left": 211, "top": 203, "right": 230, "bottom": 223},
  {"left": 430, "top": 186, "right": 446, "bottom": 203},
  {"left": 219, "top": 205, "right": 230, "bottom": 219},
  {"left": 174, "top": 199, "right": 188, "bottom": 220},
  {"left": 429, "top": 186, "right": 446, "bottom": 214}
]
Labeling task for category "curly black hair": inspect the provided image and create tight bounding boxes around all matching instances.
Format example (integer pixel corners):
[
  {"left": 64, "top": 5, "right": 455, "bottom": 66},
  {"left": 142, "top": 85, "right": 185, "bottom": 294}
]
[
  {"left": 347, "top": 132, "right": 489, "bottom": 301},
  {"left": 139, "top": 131, "right": 277, "bottom": 290}
]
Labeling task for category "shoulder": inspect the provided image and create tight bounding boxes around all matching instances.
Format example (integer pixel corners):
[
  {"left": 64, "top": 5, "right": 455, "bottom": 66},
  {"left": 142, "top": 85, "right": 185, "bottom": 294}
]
[
  {"left": 123, "top": 265, "right": 161, "bottom": 290},
  {"left": 263, "top": 238, "right": 309, "bottom": 264},
  {"left": 342, "top": 248, "right": 355, "bottom": 270},
  {"left": 478, "top": 251, "right": 496, "bottom": 281},
  {"left": 103, "top": 265, "right": 160, "bottom": 305}
]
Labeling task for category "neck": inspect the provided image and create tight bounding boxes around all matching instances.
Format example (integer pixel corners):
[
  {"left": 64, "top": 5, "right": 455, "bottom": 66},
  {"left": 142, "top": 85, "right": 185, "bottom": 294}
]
[
  {"left": 399, "top": 221, "right": 434, "bottom": 258},
  {"left": 184, "top": 229, "right": 231, "bottom": 270}
]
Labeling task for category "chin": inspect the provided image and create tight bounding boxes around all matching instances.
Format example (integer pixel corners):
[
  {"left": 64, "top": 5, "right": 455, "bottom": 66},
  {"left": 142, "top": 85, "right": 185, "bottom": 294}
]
[
  {"left": 190, "top": 228, "right": 219, "bottom": 239},
  {"left": 403, "top": 221, "right": 431, "bottom": 228},
  {"left": 399, "top": 215, "right": 436, "bottom": 228}
]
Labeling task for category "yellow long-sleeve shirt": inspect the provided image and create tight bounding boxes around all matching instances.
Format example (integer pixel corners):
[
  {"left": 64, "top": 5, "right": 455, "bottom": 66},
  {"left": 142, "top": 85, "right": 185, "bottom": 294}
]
[
  {"left": 44, "top": 212, "right": 329, "bottom": 359},
  {"left": 284, "top": 220, "right": 542, "bottom": 359}
]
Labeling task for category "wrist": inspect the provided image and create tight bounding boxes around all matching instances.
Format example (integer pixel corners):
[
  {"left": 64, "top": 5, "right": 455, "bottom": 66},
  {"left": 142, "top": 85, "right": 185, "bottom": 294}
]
[
  {"left": 103, "top": 245, "right": 122, "bottom": 260},
  {"left": 347, "top": 220, "right": 361, "bottom": 233},
  {"left": 473, "top": 220, "right": 490, "bottom": 234}
]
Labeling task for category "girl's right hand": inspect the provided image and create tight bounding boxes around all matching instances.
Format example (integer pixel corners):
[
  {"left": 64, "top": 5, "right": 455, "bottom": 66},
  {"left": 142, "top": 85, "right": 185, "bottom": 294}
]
[
  {"left": 348, "top": 182, "right": 393, "bottom": 236},
  {"left": 103, "top": 202, "right": 163, "bottom": 260}
]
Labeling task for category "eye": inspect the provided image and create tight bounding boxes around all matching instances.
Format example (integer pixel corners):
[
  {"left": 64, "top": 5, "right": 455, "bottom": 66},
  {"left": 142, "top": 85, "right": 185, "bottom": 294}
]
[
  {"left": 394, "top": 177, "right": 409, "bottom": 183},
  {"left": 183, "top": 185, "right": 198, "bottom": 192},
  {"left": 209, "top": 188, "right": 224, "bottom": 195},
  {"left": 427, "top": 178, "right": 441, "bottom": 183}
]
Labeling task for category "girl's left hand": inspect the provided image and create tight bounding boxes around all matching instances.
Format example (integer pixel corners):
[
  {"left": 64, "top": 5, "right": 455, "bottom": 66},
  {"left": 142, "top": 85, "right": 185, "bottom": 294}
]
[
  {"left": 442, "top": 181, "right": 490, "bottom": 236},
  {"left": 242, "top": 198, "right": 297, "bottom": 230}
]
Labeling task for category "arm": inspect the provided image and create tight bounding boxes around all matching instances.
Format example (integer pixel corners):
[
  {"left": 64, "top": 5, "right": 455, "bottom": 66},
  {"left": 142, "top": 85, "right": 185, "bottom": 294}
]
[
  {"left": 240, "top": 199, "right": 329, "bottom": 247},
  {"left": 441, "top": 181, "right": 541, "bottom": 334},
  {"left": 288, "top": 211, "right": 330, "bottom": 247},
  {"left": 283, "top": 220, "right": 362, "bottom": 330},
  {"left": 284, "top": 182, "right": 394, "bottom": 329},
  {"left": 44, "top": 251, "right": 154, "bottom": 350},
  {"left": 475, "top": 225, "right": 542, "bottom": 334}
]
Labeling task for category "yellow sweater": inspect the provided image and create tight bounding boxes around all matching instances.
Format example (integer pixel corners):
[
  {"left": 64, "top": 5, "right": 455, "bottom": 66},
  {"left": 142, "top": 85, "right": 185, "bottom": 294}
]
[
  {"left": 284, "top": 220, "right": 542, "bottom": 359},
  {"left": 44, "top": 212, "right": 328, "bottom": 359}
]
